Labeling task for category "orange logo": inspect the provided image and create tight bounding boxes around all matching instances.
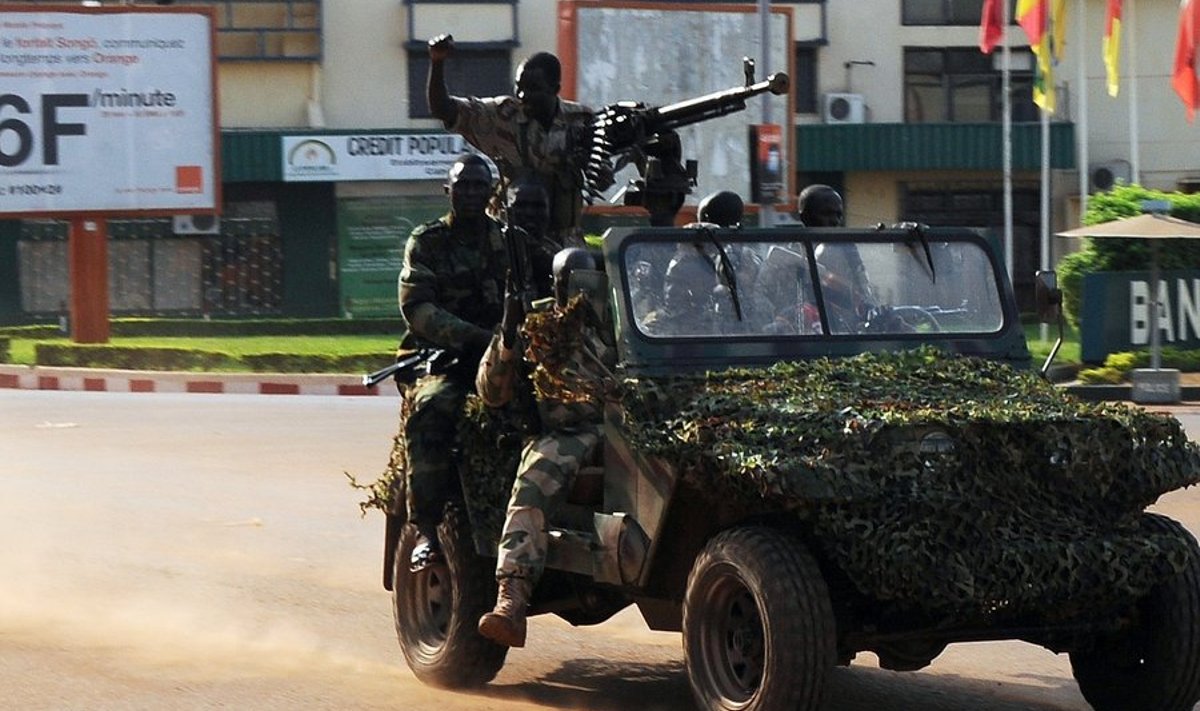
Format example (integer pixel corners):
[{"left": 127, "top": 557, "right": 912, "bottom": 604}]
[{"left": 176, "top": 166, "right": 203, "bottom": 194}]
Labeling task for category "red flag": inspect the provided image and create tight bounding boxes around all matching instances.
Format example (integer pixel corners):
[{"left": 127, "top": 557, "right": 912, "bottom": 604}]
[
  {"left": 1017, "top": 0, "right": 1048, "bottom": 47},
  {"left": 980, "top": 0, "right": 1004, "bottom": 54},
  {"left": 1175, "top": 0, "right": 1200, "bottom": 121}
]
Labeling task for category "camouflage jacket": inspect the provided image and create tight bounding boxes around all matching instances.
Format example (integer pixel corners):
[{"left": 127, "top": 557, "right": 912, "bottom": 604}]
[
  {"left": 397, "top": 214, "right": 506, "bottom": 353},
  {"left": 476, "top": 295, "right": 618, "bottom": 432},
  {"left": 449, "top": 95, "right": 594, "bottom": 239}
]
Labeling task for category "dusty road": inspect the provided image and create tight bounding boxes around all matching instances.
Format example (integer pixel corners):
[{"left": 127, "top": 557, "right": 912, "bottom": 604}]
[{"left": 2, "top": 389, "right": 1197, "bottom": 710}]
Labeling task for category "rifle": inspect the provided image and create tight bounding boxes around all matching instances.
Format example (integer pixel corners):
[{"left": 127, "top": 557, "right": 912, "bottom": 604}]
[
  {"left": 362, "top": 348, "right": 456, "bottom": 389},
  {"left": 502, "top": 223, "right": 536, "bottom": 311}
]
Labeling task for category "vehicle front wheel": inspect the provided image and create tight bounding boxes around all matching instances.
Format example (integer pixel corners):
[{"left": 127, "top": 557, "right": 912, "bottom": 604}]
[
  {"left": 1069, "top": 514, "right": 1200, "bottom": 711},
  {"left": 683, "top": 526, "right": 837, "bottom": 711},
  {"left": 392, "top": 504, "right": 507, "bottom": 688}
]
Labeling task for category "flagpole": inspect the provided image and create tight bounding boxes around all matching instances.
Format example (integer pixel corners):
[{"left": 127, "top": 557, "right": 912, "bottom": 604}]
[
  {"left": 1076, "top": 0, "right": 1089, "bottom": 222},
  {"left": 1128, "top": 0, "right": 1141, "bottom": 182},
  {"left": 1038, "top": 0, "right": 1052, "bottom": 342},
  {"left": 1003, "top": 0, "right": 1014, "bottom": 281}
]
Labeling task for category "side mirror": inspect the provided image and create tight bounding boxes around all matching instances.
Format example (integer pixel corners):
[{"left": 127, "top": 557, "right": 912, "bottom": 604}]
[{"left": 1034, "top": 270, "right": 1062, "bottom": 324}]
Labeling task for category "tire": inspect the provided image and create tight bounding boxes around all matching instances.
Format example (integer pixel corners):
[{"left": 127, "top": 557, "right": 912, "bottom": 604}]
[
  {"left": 1070, "top": 514, "right": 1200, "bottom": 711},
  {"left": 683, "top": 526, "right": 837, "bottom": 711},
  {"left": 392, "top": 504, "right": 508, "bottom": 688}
]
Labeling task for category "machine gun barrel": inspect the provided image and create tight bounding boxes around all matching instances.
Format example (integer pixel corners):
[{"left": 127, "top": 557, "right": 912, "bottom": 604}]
[
  {"left": 593, "top": 72, "right": 790, "bottom": 157},
  {"left": 647, "top": 72, "right": 790, "bottom": 137}
]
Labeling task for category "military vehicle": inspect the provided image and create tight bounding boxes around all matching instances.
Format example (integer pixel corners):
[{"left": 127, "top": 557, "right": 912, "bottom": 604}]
[{"left": 376, "top": 224, "right": 1200, "bottom": 711}]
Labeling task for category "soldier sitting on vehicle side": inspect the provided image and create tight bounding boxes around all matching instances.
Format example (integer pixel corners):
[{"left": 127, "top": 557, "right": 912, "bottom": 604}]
[
  {"left": 397, "top": 154, "right": 506, "bottom": 572},
  {"left": 474, "top": 247, "right": 618, "bottom": 648}
]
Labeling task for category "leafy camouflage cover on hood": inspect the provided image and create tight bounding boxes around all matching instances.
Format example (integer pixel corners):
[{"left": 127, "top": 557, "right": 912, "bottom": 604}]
[{"left": 618, "top": 348, "right": 1200, "bottom": 618}]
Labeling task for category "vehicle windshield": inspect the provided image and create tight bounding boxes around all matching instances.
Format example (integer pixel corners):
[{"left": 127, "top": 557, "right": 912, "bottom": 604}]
[{"left": 623, "top": 235, "right": 1005, "bottom": 338}]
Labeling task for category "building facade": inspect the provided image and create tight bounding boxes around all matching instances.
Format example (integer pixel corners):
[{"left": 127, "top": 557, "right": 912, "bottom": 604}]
[{"left": 0, "top": 0, "right": 1195, "bottom": 324}]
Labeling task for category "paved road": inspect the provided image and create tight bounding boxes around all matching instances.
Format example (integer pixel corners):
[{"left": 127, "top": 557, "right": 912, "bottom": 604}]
[{"left": 1, "top": 389, "right": 1198, "bottom": 710}]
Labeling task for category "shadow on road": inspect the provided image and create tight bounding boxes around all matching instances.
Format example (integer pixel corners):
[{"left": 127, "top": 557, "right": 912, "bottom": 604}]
[{"left": 463, "top": 656, "right": 1085, "bottom": 710}]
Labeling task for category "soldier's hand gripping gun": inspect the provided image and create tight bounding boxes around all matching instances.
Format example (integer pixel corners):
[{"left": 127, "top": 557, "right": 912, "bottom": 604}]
[
  {"left": 583, "top": 61, "right": 789, "bottom": 223},
  {"left": 362, "top": 348, "right": 456, "bottom": 389}
]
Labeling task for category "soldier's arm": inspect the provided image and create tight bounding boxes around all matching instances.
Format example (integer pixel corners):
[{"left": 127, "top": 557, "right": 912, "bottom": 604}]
[
  {"left": 398, "top": 236, "right": 492, "bottom": 352},
  {"left": 426, "top": 34, "right": 458, "bottom": 126},
  {"left": 475, "top": 332, "right": 520, "bottom": 408}
]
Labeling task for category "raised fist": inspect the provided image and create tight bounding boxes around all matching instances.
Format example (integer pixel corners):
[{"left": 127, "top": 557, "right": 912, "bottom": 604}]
[{"left": 428, "top": 34, "right": 454, "bottom": 61}]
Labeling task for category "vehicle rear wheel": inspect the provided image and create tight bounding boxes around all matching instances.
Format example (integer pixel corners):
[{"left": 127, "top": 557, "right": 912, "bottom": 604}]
[
  {"left": 393, "top": 504, "right": 508, "bottom": 688},
  {"left": 1070, "top": 514, "right": 1200, "bottom": 711},
  {"left": 683, "top": 526, "right": 836, "bottom": 711}
]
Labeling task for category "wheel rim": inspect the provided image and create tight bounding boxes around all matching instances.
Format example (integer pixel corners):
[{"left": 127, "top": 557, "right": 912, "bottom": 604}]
[
  {"left": 409, "top": 562, "right": 453, "bottom": 650},
  {"left": 698, "top": 564, "right": 765, "bottom": 704}
]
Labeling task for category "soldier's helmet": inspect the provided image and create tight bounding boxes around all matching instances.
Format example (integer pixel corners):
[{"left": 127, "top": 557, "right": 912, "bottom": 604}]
[
  {"left": 552, "top": 247, "right": 598, "bottom": 305},
  {"left": 697, "top": 190, "right": 744, "bottom": 228}
]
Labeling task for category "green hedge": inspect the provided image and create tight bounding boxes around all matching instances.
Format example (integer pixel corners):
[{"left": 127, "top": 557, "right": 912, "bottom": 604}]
[
  {"left": 241, "top": 352, "right": 386, "bottom": 373},
  {"left": 0, "top": 317, "right": 400, "bottom": 338},
  {"left": 0, "top": 337, "right": 9, "bottom": 362},
  {"left": 1063, "top": 186, "right": 1200, "bottom": 328},
  {"left": 32, "top": 342, "right": 389, "bottom": 373},
  {"left": 36, "top": 343, "right": 240, "bottom": 371},
  {"left": 1077, "top": 347, "right": 1200, "bottom": 383}
]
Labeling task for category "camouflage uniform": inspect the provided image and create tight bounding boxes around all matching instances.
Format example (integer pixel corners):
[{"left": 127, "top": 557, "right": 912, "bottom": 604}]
[
  {"left": 398, "top": 213, "right": 506, "bottom": 527},
  {"left": 449, "top": 95, "right": 593, "bottom": 243},
  {"left": 476, "top": 296, "right": 618, "bottom": 581}
]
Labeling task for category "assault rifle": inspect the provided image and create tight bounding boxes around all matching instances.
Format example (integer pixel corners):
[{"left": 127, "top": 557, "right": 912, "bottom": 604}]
[
  {"left": 584, "top": 60, "right": 789, "bottom": 224},
  {"left": 503, "top": 223, "right": 536, "bottom": 311},
  {"left": 362, "top": 348, "right": 456, "bottom": 389}
]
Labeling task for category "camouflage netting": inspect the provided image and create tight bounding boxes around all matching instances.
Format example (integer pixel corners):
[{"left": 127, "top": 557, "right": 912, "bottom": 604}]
[
  {"left": 370, "top": 341, "right": 1200, "bottom": 619},
  {"left": 618, "top": 347, "right": 1200, "bottom": 618},
  {"left": 459, "top": 396, "right": 526, "bottom": 550}
]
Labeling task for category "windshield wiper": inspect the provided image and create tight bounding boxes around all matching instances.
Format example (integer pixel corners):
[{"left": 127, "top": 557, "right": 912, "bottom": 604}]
[
  {"left": 690, "top": 229, "right": 744, "bottom": 321},
  {"left": 897, "top": 221, "right": 936, "bottom": 283}
]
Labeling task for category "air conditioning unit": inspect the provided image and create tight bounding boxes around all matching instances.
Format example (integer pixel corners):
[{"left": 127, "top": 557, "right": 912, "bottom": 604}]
[
  {"left": 823, "top": 93, "right": 865, "bottom": 124},
  {"left": 172, "top": 214, "right": 221, "bottom": 235},
  {"left": 1089, "top": 160, "right": 1132, "bottom": 193}
]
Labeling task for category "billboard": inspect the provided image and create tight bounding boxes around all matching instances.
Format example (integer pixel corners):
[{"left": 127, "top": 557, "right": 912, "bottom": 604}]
[
  {"left": 0, "top": 6, "right": 218, "bottom": 216},
  {"left": 562, "top": 2, "right": 793, "bottom": 207}
]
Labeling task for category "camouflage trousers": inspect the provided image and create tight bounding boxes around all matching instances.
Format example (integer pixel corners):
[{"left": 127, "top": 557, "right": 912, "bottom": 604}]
[
  {"left": 494, "top": 426, "right": 601, "bottom": 582},
  {"left": 403, "top": 373, "right": 470, "bottom": 529}
]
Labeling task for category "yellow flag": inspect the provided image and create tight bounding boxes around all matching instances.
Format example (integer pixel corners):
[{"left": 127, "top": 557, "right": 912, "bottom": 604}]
[{"left": 1104, "top": 0, "right": 1123, "bottom": 97}]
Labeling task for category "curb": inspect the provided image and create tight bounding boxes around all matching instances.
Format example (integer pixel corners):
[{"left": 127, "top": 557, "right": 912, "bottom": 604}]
[
  {"left": 0, "top": 364, "right": 385, "bottom": 397},
  {"left": 1064, "top": 383, "right": 1200, "bottom": 404}
]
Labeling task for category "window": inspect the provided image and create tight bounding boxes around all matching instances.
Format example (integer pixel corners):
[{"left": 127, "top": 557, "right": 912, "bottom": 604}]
[
  {"left": 210, "top": 0, "right": 321, "bottom": 61},
  {"left": 406, "top": 47, "right": 513, "bottom": 119},
  {"left": 903, "top": 47, "right": 1036, "bottom": 123},
  {"left": 902, "top": 0, "right": 1016, "bottom": 26},
  {"left": 794, "top": 45, "right": 819, "bottom": 114},
  {"left": 403, "top": 0, "right": 517, "bottom": 119}
]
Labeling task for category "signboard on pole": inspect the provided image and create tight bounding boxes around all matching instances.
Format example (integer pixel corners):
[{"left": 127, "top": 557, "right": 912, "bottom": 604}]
[
  {"left": 750, "top": 123, "right": 784, "bottom": 204},
  {"left": 1081, "top": 269, "right": 1200, "bottom": 362},
  {"left": 0, "top": 6, "right": 219, "bottom": 216}
]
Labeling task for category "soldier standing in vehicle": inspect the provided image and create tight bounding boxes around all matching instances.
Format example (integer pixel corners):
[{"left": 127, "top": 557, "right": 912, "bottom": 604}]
[
  {"left": 474, "top": 247, "right": 618, "bottom": 648},
  {"left": 398, "top": 153, "right": 507, "bottom": 570},
  {"left": 426, "top": 34, "right": 611, "bottom": 246}
]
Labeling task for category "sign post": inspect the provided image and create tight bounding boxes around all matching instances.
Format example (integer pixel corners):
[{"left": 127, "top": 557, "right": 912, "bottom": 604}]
[{"left": 67, "top": 217, "right": 108, "bottom": 342}]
